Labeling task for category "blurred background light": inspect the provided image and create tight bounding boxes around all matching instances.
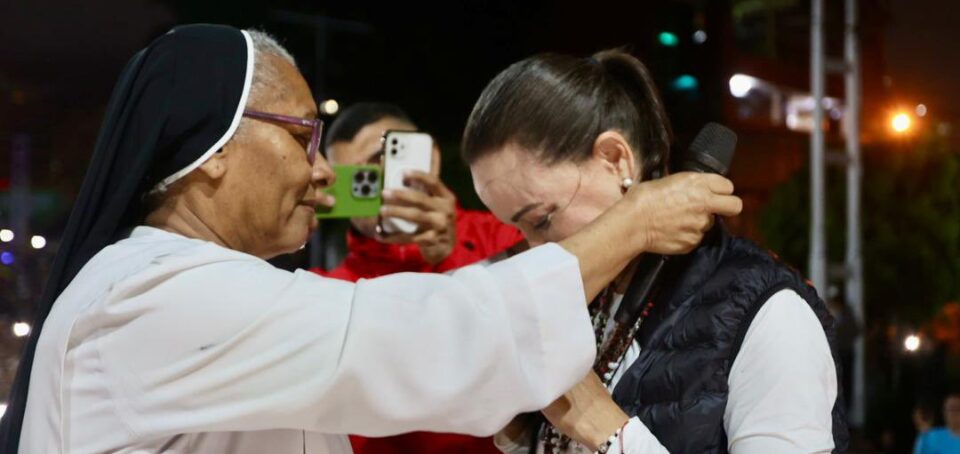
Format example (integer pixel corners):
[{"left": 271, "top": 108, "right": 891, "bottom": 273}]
[
  {"left": 891, "top": 112, "right": 912, "bottom": 133},
  {"left": 12, "top": 322, "right": 30, "bottom": 338},
  {"left": 729, "top": 74, "right": 756, "bottom": 98},
  {"left": 904, "top": 334, "right": 921, "bottom": 352},
  {"left": 658, "top": 31, "right": 679, "bottom": 47}
]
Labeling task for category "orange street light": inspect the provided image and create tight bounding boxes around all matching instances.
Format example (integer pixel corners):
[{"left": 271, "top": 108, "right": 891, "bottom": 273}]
[{"left": 891, "top": 112, "right": 912, "bottom": 134}]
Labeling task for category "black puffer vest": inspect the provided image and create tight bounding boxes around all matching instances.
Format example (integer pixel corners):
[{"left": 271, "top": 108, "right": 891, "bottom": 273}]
[{"left": 611, "top": 228, "right": 850, "bottom": 453}]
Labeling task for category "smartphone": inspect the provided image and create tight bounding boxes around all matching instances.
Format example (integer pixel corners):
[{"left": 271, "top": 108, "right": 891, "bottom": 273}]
[
  {"left": 315, "top": 165, "right": 382, "bottom": 219},
  {"left": 379, "top": 130, "right": 434, "bottom": 234}
]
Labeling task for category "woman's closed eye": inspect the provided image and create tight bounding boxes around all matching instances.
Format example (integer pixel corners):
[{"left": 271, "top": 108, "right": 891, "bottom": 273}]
[{"left": 533, "top": 211, "right": 554, "bottom": 231}]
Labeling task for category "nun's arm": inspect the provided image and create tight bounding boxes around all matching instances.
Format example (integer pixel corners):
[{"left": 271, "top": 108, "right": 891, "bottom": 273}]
[{"left": 96, "top": 243, "right": 594, "bottom": 438}]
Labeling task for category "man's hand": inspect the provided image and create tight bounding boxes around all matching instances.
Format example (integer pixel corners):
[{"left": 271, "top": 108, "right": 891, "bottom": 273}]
[
  {"left": 378, "top": 171, "right": 457, "bottom": 265},
  {"left": 626, "top": 172, "right": 742, "bottom": 255},
  {"left": 542, "top": 372, "right": 629, "bottom": 451}
]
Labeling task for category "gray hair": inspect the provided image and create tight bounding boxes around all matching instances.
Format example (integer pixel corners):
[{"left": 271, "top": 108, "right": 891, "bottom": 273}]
[
  {"left": 230, "top": 30, "right": 298, "bottom": 143},
  {"left": 245, "top": 29, "right": 297, "bottom": 106}
]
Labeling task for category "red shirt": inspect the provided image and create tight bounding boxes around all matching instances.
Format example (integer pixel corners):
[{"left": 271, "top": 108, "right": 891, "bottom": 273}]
[{"left": 312, "top": 207, "right": 524, "bottom": 454}]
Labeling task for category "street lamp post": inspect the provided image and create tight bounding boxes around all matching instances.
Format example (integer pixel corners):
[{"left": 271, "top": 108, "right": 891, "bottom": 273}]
[
  {"left": 809, "top": 0, "right": 827, "bottom": 297},
  {"left": 812, "top": 0, "right": 865, "bottom": 426},
  {"left": 844, "top": 0, "right": 866, "bottom": 428}
]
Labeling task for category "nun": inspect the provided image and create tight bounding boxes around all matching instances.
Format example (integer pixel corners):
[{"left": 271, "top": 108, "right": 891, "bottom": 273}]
[{"left": 1, "top": 25, "right": 741, "bottom": 453}]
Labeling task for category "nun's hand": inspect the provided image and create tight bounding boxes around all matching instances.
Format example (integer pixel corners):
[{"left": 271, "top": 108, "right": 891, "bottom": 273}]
[
  {"left": 626, "top": 172, "right": 742, "bottom": 255},
  {"left": 377, "top": 171, "right": 457, "bottom": 265}
]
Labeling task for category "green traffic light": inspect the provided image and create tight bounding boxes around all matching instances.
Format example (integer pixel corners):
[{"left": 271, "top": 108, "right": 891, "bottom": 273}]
[
  {"left": 658, "top": 31, "right": 679, "bottom": 47},
  {"left": 672, "top": 75, "right": 699, "bottom": 91}
]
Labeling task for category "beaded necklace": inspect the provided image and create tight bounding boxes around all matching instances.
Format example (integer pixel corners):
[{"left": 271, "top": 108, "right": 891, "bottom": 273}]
[{"left": 539, "top": 286, "right": 657, "bottom": 453}]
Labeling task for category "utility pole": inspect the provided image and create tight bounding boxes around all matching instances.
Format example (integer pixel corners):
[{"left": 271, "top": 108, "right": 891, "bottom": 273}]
[
  {"left": 809, "top": 0, "right": 827, "bottom": 296},
  {"left": 844, "top": 0, "right": 865, "bottom": 427},
  {"left": 811, "top": 0, "right": 865, "bottom": 426}
]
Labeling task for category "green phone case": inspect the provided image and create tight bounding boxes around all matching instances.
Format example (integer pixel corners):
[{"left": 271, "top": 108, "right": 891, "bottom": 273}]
[{"left": 315, "top": 165, "right": 383, "bottom": 219}]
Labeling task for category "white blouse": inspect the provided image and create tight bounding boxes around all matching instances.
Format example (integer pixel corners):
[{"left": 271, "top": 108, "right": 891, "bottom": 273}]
[{"left": 20, "top": 226, "right": 597, "bottom": 453}]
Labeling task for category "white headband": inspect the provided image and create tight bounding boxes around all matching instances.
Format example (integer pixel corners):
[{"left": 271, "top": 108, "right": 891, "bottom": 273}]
[{"left": 150, "top": 29, "right": 255, "bottom": 194}]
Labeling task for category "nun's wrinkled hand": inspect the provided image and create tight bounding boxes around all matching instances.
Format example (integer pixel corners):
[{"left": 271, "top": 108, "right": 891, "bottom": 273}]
[
  {"left": 378, "top": 171, "right": 457, "bottom": 265},
  {"left": 626, "top": 172, "right": 742, "bottom": 255}
]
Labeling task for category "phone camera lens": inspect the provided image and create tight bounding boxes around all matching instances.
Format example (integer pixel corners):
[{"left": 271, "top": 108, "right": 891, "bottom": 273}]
[
  {"left": 391, "top": 139, "right": 398, "bottom": 145},
  {"left": 360, "top": 184, "right": 371, "bottom": 196},
  {"left": 391, "top": 148, "right": 398, "bottom": 156},
  {"left": 367, "top": 171, "right": 378, "bottom": 183},
  {"left": 354, "top": 171, "right": 365, "bottom": 183}
]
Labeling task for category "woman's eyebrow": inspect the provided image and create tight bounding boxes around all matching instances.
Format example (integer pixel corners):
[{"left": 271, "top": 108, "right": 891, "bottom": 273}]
[{"left": 511, "top": 203, "right": 543, "bottom": 223}]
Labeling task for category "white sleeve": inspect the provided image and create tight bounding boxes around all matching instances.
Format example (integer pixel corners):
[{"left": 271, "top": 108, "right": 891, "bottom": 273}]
[
  {"left": 95, "top": 243, "right": 595, "bottom": 439},
  {"left": 724, "top": 289, "right": 838, "bottom": 454},
  {"left": 606, "top": 418, "right": 669, "bottom": 454}
]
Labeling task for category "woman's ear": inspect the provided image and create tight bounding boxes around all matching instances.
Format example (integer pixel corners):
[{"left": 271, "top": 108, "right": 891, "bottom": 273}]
[{"left": 591, "top": 130, "right": 639, "bottom": 181}]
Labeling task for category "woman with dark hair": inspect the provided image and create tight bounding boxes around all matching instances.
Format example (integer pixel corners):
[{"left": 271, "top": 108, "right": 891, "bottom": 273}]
[{"left": 462, "top": 49, "right": 850, "bottom": 454}]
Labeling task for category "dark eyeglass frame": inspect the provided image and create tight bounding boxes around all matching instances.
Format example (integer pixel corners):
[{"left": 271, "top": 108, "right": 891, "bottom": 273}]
[{"left": 242, "top": 109, "right": 323, "bottom": 165}]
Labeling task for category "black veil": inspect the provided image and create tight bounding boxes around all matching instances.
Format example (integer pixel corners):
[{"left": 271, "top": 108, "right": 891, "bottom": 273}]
[{"left": 0, "top": 24, "right": 253, "bottom": 451}]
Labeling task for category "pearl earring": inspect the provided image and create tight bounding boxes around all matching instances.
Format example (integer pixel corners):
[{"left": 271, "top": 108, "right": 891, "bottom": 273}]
[{"left": 621, "top": 177, "right": 634, "bottom": 189}]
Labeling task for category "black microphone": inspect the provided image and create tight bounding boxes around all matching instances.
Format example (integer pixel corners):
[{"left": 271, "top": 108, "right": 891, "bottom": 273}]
[{"left": 613, "top": 123, "right": 737, "bottom": 326}]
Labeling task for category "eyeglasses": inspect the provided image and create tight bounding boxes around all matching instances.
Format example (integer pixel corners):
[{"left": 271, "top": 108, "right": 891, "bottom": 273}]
[{"left": 242, "top": 110, "right": 323, "bottom": 165}]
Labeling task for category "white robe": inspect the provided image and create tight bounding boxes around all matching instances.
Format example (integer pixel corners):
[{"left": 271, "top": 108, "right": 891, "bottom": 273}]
[{"left": 20, "top": 226, "right": 595, "bottom": 453}]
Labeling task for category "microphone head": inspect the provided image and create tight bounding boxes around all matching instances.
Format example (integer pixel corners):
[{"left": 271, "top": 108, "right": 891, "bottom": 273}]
[{"left": 683, "top": 122, "right": 737, "bottom": 176}]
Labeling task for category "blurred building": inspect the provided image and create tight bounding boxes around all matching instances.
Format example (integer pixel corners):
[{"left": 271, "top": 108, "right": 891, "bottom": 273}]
[{"left": 653, "top": 0, "right": 893, "bottom": 242}]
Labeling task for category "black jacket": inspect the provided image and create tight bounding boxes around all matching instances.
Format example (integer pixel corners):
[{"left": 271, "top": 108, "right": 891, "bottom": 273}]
[{"left": 611, "top": 228, "right": 850, "bottom": 453}]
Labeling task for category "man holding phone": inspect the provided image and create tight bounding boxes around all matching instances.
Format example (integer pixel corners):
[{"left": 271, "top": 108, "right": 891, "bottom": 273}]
[
  {"left": 316, "top": 102, "right": 524, "bottom": 279},
  {"left": 313, "top": 102, "right": 522, "bottom": 454}
]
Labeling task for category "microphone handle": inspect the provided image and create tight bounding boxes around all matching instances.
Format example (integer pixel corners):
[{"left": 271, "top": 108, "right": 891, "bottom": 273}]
[
  {"left": 612, "top": 165, "right": 721, "bottom": 327},
  {"left": 613, "top": 254, "right": 666, "bottom": 325}
]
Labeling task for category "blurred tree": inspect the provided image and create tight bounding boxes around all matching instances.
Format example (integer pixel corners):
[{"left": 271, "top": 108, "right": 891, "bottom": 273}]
[
  {"left": 760, "top": 136, "right": 960, "bottom": 325},
  {"left": 760, "top": 133, "right": 960, "bottom": 448},
  {"left": 929, "top": 302, "right": 960, "bottom": 378}
]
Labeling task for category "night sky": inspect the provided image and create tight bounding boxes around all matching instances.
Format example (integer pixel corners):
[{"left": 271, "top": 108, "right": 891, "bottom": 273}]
[
  {"left": 2, "top": 0, "right": 956, "bottom": 132},
  {"left": 884, "top": 0, "right": 960, "bottom": 118}
]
